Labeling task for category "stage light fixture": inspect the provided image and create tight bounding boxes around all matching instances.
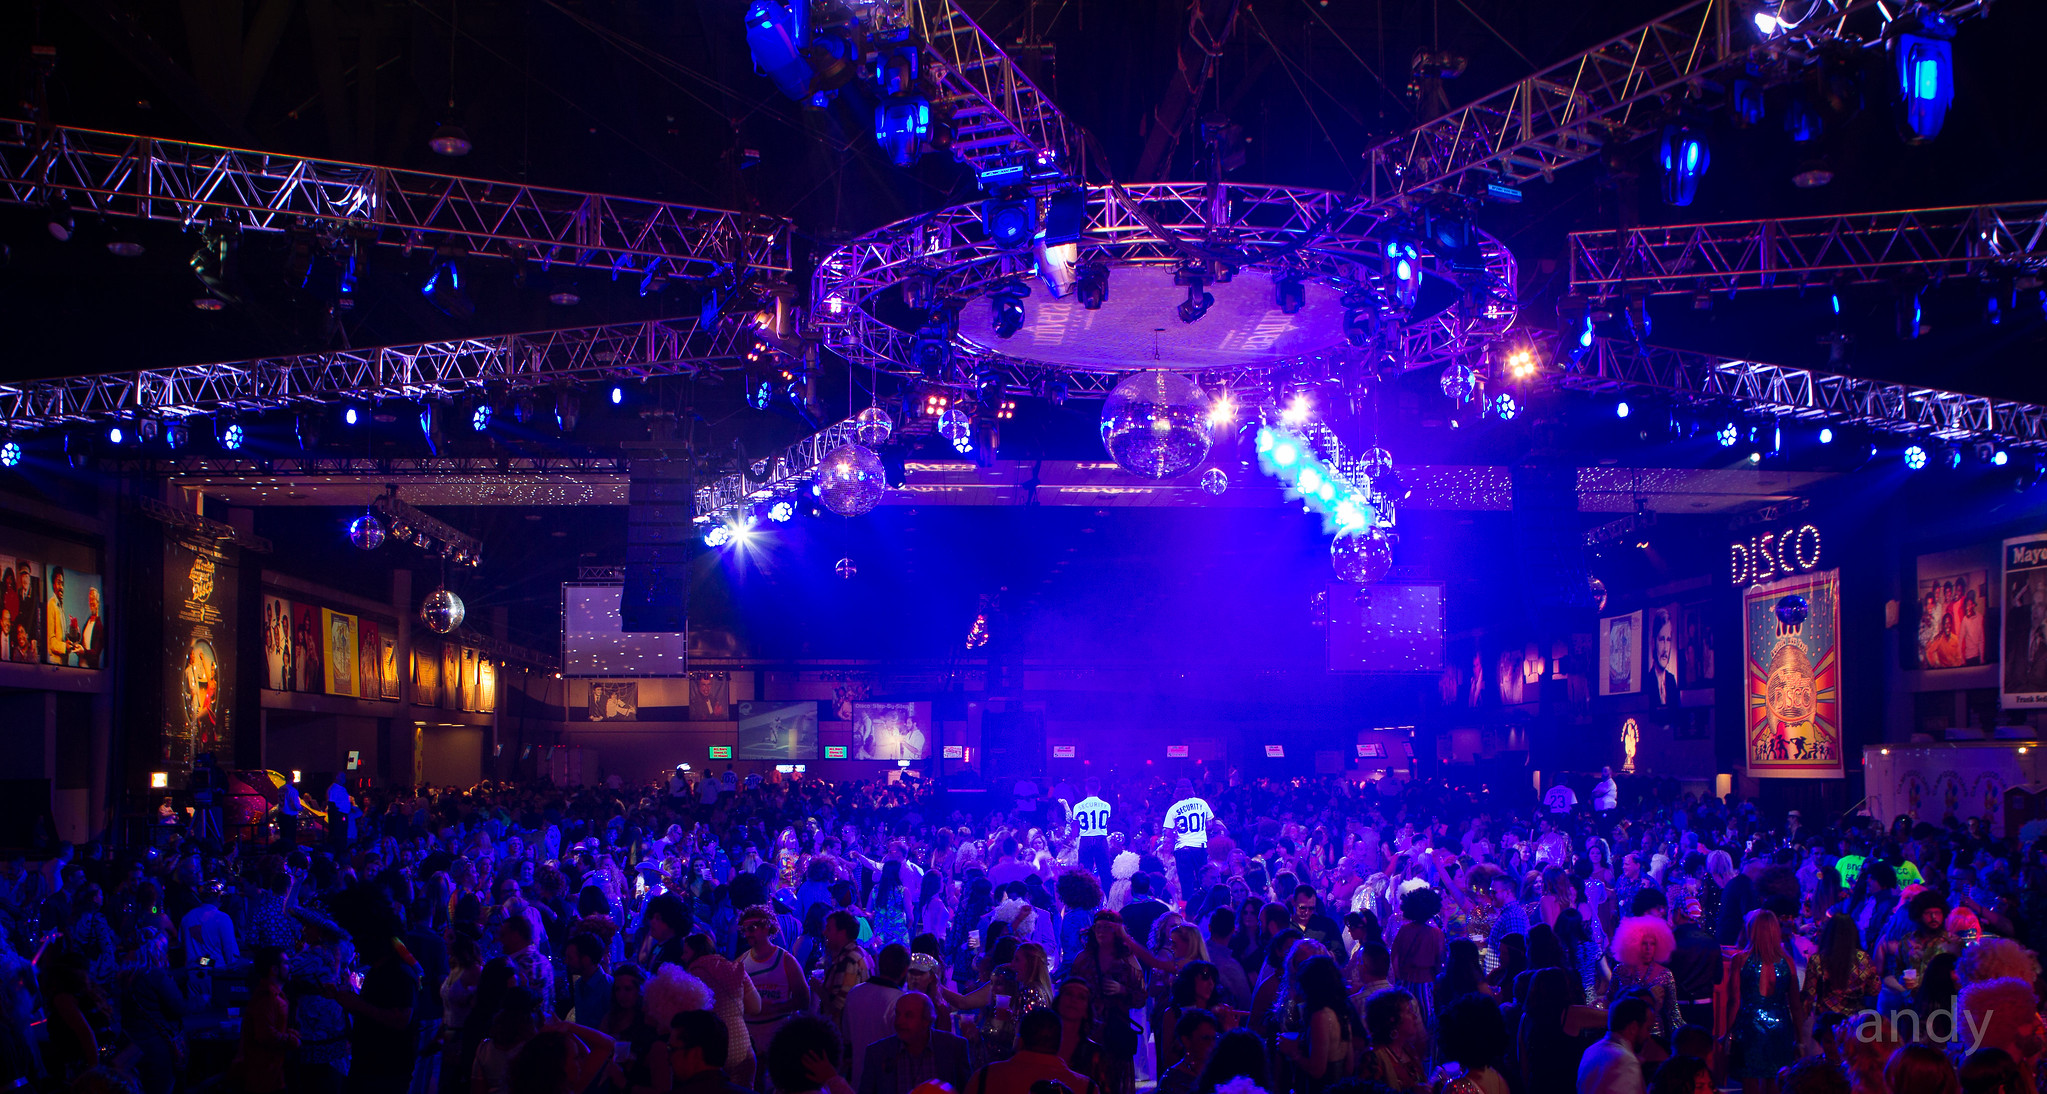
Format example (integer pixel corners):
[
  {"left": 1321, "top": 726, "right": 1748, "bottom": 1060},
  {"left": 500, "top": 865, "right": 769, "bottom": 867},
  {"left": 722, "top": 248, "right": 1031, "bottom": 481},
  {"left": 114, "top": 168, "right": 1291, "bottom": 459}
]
[
  {"left": 190, "top": 223, "right": 244, "bottom": 308},
  {"left": 1385, "top": 238, "right": 1422, "bottom": 310},
  {"left": 104, "top": 422, "right": 126, "bottom": 447},
  {"left": 1282, "top": 393, "right": 1313, "bottom": 427},
  {"left": 105, "top": 231, "right": 145, "bottom": 258},
  {"left": 981, "top": 189, "right": 1035, "bottom": 249},
  {"left": 990, "top": 286, "right": 1026, "bottom": 338},
  {"left": 1274, "top": 275, "right": 1306, "bottom": 315},
  {"left": 135, "top": 415, "right": 162, "bottom": 445},
  {"left": 1940, "top": 445, "right": 1962, "bottom": 471},
  {"left": 343, "top": 404, "right": 361, "bottom": 427},
  {"left": 429, "top": 121, "right": 472, "bottom": 157},
  {"left": 165, "top": 418, "right": 194, "bottom": 450},
  {"left": 1658, "top": 123, "right": 1711, "bottom": 207},
  {"left": 554, "top": 389, "right": 581, "bottom": 433},
  {"left": 422, "top": 256, "right": 474, "bottom": 319},
  {"left": 874, "top": 96, "right": 932, "bottom": 167},
  {"left": 1891, "top": 12, "right": 1956, "bottom": 143},
  {"left": 767, "top": 499, "right": 794, "bottom": 523},
  {"left": 1556, "top": 296, "right": 1594, "bottom": 362},
  {"left": 471, "top": 403, "right": 493, "bottom": 432},
  {"left": 1819, "top": 426, "right": 1834, "bottom": 445},
  {"left": 1177, "top": 282, "right": 1215, "bottom": 324},
  {"left": 1491, "top": 392, "right": 1518, "bottom": 420},
  {"left": 744, "top": 0, "right": 815, "bottom": 101},
  {"left": 45, "top": 194, "right": 75, "bottom": 241},
  {"left": 746, "top": 373, "right": 775, "bottom": 411},
  {"left": 1342, "top": 292, "right": 1382, "bottom": 348},
  {"left": 1075, "top": 262, "right": 1109, "bottom": 310},
  {"left": 1904, "top": 444, "right": 1928, "bottom": 470},
  {"left": 0, "top": 438, "right": 18, "bottom": 468},
  {"left": 1716, "top": 422, "right": 1739, "bottom": 448},
  {"left": 218, "top": 418, "right": 245, "bottom": 450},
  {"left": 418, "top": 403, "right": 443, "bottom": 454},
  {"left": 1993, "top": 449, "right": 2010, "bottom": 467},
  {"left": 940, "top": 408, "right": 973, "bottom": 454},
  {"left": 1208, "top": 394, "right": 1237, "bottom": 428},
  {"left": 1615, "top": 401, "right": 1631, "bottom": 419},
  {"left": 638, "top": 257, "right": 669, "bottom": 297}
]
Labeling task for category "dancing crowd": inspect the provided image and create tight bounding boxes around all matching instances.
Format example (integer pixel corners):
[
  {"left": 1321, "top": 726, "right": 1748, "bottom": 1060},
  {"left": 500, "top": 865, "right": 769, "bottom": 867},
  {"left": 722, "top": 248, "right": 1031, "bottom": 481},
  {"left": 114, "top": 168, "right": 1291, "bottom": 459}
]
[{"left": 2, "top": 761, "right": 2045, "bottom": 1094}]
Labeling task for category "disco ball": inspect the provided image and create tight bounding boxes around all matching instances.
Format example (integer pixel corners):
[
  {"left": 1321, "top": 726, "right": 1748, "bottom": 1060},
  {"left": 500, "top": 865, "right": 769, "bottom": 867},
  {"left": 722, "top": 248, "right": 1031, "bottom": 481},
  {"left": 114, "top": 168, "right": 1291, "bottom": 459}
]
[
  {"left": 1099, "top": 371, "right": 1212, "bottom": 479},
  {"left": 1331, "top": 529, "right": 1394, "bottom": 584},
  {"left": 1775, "top": 594, "right": 1810, "bottom": 628},
  {"left": 1361, "top": 447, "right": 1395, "bottom": 480},
  {"left": 419, "top": 587, "right": 466, "bottom": 634},
  {"left": 1588, "top": 574, "right": 1609, "bottom": 611},
  {"left": 939, "top": 408, "right": 973, "bottom": 453},
  {"left": 818, "top": 443, "right": 887, "bottom": 517},
  {"left": 835, "top": 557, "right": 858, "bottom": 580},
  {"left": 1439, "top": 363, "right": 1478, "bottom": 402},
  {"left": 854, "top": 405, "right": 894, "bottom": 446},
  {"left": 1200, "top": 467, "right": 1229, "bottom": 496},
  {"left": 348, "top": 512, "right": 386, "bottom": 551}
]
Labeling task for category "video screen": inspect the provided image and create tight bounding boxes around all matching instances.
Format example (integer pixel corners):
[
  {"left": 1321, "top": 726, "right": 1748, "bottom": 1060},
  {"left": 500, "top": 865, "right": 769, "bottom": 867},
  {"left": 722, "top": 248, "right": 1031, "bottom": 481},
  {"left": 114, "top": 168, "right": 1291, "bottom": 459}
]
[
  {"left": 851, "top": 701, "right": 931, "bottom": 760},
  {"left": 1327, "top": 583, "right": 1445, "bottom": 673},
  {"left": 563, "top": 585, "right": 688, "bottom": 676},
  {"left": 736, "top": 701, "right": 818, "bottom": 759}
]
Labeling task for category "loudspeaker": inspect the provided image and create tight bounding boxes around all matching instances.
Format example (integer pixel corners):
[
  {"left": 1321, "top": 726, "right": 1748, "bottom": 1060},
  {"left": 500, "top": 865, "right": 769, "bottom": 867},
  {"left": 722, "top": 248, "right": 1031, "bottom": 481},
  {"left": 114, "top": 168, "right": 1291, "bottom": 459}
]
[
  {"left": 981, "top": 709, "right": 1044, "bottom": 780},
  {"left": 622, "top": 459, "right": 693, "bottom": 633}
]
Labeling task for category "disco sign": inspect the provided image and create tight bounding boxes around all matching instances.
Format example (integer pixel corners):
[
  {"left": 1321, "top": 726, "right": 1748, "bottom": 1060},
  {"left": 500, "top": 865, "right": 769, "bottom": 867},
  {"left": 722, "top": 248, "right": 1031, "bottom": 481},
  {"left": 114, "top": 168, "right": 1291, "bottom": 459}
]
[{"left": 1729, "top": 524, "right": 1823, "bottom": 587}]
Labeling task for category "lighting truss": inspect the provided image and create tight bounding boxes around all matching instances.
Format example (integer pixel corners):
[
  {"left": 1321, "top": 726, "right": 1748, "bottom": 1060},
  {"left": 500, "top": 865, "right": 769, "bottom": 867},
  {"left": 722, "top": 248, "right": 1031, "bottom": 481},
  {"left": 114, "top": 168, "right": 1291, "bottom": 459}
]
[
  {"left": 1568, "top": 201, "right": 2047, "bottom": 296},
  {"left": 371, "top": 490, "right": 484, "bottom": 564},
  {"left": 694, "top": 416, "right": 865, "bottom": 525},
  {"left": 0, "top": 121, "right": 792, "bottom": 276},
  {"left": 0, "top": 319, "right": 746, "bottom": 429},
  {"left": 811, "top": 181, "right": 1517, "bottom": 380},
  {"left": 1361, "top": 0, "right": 1990, "bottom": 208},
  {"left": 1563, "top": 338, "right": 2047, "bottom": 447},
  {"left": 109, "top": 455, "right": 632, "bottom": 476},
  {"left": 905, "top": 0, "right": 1086, "bottom": 179}
]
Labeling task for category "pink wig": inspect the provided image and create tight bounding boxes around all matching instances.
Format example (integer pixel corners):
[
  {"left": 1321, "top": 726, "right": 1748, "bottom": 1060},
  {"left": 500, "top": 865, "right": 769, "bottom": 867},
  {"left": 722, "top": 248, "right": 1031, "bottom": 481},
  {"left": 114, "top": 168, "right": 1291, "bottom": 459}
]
[
  {"left": 1611, "top": 915, "right": 1676, "bottom": 964},
  {"left": 643, "top": 962, "right": 713, "bottom": 1029}
]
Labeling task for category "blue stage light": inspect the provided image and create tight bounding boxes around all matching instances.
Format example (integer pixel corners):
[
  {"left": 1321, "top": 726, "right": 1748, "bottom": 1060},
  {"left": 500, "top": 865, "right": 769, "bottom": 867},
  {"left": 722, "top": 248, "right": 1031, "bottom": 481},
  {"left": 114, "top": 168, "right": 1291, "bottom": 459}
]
[
  {"left": 1616, "top": 401, "right": 1631, "bottom": 419},
  {"left": 1819, "top": 427, "right": 1834, "bottom": 445},
  {"left": 220, "top": 421, "right": 245, "bottom": 450},
  {"left": 471, "top": 404, "right": 491, "bottom": 432},
  {"left": 0, "top": 440, "right": 19, "bottom": 468},
  {"left": 1659, "top": 123, "right": 1710, "bottom": 207},
  {"left": 767, "top": 500, "right": 793, "bottom": 523},
  {"left": 344, "top": 405, "right": 360, "bottom": 426},
  {"left": 1993, "top": 449, "right": 2010, "bottom": 467},
  {"left": 611, "top": 386, "right": 624, "bottom": 405},
  {"left": 875, "top": 97, "right": 932, "bottom": 167},
  {"left": 107, "top": 424, "right": 125, "bottom": 445},
  {"left": 744, "top": 1, "right": 814, "bottom": 102},
  {"left": 982, "top": 191, "right": 1035, "bottom": 249},
  {"left": 1491, "top": 393, "right": 1518, "bottom": 420},
  {"left": 1716, "top": 422, "right": 1739, "bottom": 448},
  {"left": 1904, "top": 444, "right": 1927, "bottom": 470},
  {"left": 1892, "top": 12, "right": 1956, "bottom": 143}
]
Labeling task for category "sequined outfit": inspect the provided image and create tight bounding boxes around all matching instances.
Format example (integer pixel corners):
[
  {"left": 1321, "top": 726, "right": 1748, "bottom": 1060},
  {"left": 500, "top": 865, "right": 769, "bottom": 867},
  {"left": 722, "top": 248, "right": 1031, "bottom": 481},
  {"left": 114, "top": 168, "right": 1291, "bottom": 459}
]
[{"left": 1729, "top": 957, "right": 1796, "bottom": 1080}]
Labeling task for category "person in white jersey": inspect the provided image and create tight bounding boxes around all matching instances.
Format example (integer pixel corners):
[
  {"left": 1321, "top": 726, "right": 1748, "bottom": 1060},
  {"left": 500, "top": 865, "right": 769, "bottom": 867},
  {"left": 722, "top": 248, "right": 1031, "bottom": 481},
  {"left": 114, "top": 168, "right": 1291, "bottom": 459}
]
[
  {"left": 1072, "top": 777, "right": 1114, "bottom": 892},
  {"left": 1163, "top": 778, "right": 1213, "bottom": 906},
  {"left": 738, "top": 904, "right": 810, "bottom": 1063}
]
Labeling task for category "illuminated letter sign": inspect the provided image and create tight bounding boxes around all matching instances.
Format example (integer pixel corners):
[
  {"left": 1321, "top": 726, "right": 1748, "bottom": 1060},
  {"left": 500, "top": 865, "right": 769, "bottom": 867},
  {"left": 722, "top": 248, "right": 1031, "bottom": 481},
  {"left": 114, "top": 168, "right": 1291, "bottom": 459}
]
[{"left": 1730, "top": 524, "right": 1823, "bottom": 586}]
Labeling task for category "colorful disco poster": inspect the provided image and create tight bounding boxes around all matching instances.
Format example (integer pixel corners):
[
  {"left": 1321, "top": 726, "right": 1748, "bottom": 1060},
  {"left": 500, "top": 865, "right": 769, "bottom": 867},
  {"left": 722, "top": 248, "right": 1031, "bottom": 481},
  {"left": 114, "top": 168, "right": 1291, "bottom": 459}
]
[
  {"left": 1916, "top": 568, "right": 1989, "bottom": 669},
  {"left": 263, "top": 596, "right": 293, "bottom": 690},
  {"left": 322, "top": 609, "right": 358, "bottom": 697},
  {"left": 1743, "top": 568, "right": 1843, "bottom": 779},
  {"left": 2001, "top": 532, "right": 2047, "bottom": 707},
  {"left": 1598, "top": 611, "right": 1642, "bottom": 696},
  {"left": 165, "top": 532, "right": 237, "bottom": 782},
  {"left": 292, "top": 602, "right": 324, "bottom": 693}
]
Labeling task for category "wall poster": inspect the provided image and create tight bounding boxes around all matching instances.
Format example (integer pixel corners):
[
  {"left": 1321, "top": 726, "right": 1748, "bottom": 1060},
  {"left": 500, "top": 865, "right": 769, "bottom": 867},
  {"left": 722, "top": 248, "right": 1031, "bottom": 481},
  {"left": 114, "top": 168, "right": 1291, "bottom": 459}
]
[
  {"left": 477, "top": 658, "right": 497, "bottom": 713},
  {"left": 1916, "top": 568, "right": 1990, "bottom": 669},
  {"left": 461, "top": 647, "right": 480, "bottom": 711},
  {"left": 1, "top": 557, "right": 41, "bottom": 663},
  {"left": 2001, "top": 533, "right": 2047, "bottom": 707},
  {"left": 1646, "top": 604, "right": 1682, "bottom": 708},
  {"left": 291, "top": 602, "right": 324, "bottom": 693},
  {"left": 441, "top": 643, "right": 460, "bottom": 711},
  {"left": 322, "top": 609, "right": 358, "bottom": 697},
  {"left": 851, "top": 701, "right": 930, "bottom": 760},
  {"left": 1599, "top": 611, "right": 1643, "bottom": 696},
  {"left": 263, "top": 596, "right": 293, "bottom": 690},
  {"left": 1743, "top": 568, "right": 1843, "bottom": 778},
  {"left": 589, "top": 681, "right": 638, "bottom": 721},
  {"left": 165, "top": 533, "right": 237, "bottom": 781},
  {"left": 382, "top": 638, "right": 401, "bottom": 700},
  {"left": 412, "top": 646, "right": 440, "bottom": 707},
  {"left": 357, "top": 620, "right": 383, "bottom": 700}
]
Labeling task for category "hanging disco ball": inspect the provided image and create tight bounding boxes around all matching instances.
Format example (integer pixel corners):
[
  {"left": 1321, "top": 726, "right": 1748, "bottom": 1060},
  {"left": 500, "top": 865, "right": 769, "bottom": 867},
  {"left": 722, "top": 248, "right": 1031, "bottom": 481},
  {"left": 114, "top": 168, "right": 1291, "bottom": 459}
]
[
  {"left": 818, "top": 443, "right": 887, "bottom": 517},
  {"left": 1331, "top": 528, "right": 1395, "bottom": 584},
  {"left": 1199, "top": 467, "right": 1229, "bottom": 496},
  {"left": 854, "top": 405, "right": 894, "bottom": 446},
  {"left": 1774, "top": 594, "right": 1810, "bottom": 628},
  {"left": 1099, "top": 371, "right": 1213, "bottom": 479},
  {"left": 419, "top": 587, "right": 466, "bottom": 634},
  {"left": 1588, "top": 574, "right": 1609, "bottom": 611},
  {"left": 1361, "top": 446, "right": 1395, "bottom": 480},
  {"left": 348, "top": 512, "right": 386, "bottom": 551},
  {"left": 835, "top": 557, "right": 858, "bottom": 580},
  {"left": 939, "top": 408, "right": 974, "bottom": 454},
  {"left": 1439, "top": 363, "right": 1478, "bottom": 402}
]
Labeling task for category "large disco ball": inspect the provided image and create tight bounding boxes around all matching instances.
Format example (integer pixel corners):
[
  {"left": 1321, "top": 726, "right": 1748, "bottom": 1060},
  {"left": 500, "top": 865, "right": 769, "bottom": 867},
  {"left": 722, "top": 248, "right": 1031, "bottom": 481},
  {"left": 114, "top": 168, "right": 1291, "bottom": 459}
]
[
  {"left": 1588, "top": 574, "right": 1609, "bottom": 611},
  {"left": 854, "top": 406, "right": 894, "bottom": 446},
  {"left": 1100, "top": 372, "right": 1212, "bottom": 479},
  {"left": 1361, "top": 447, "right": 1395, "bottom": 479},
  {"left": 1439, "top": 364, "right": 1478, "bottom": 402},
  {"left": 348, "top": 512, "right": 385, "bottom": 551},
  {"left": 1775, "top": 594, "right": 1810, "bottom": 628},
  {"left": 1200, "top": 468, "right": 1229, "bottom": 496},
  {"left": 1331, "top": 529, "right": 1394, "bottom": 584},
  {"left": 818, "top": 443, "right": 887, "bottom": 517},
  {"left": 420, "top": 587, "right": 466, "bottom": 634}
]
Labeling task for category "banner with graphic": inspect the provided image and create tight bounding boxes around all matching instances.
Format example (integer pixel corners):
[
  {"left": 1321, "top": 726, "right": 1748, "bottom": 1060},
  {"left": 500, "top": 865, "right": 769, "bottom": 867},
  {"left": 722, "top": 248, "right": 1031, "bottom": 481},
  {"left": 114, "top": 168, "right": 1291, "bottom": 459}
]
[
  {"left": 165, "top": 533, "right": 237, "bottom": 781},
  {"left": 322, "top": 609, "right": 358, "bottom": 697},
  {"left": 1743, "top": 569, "right": 1843, "bottom": 779},
  {"left": 2001, "top": 533, "right": 2047, "bottom": 707}
]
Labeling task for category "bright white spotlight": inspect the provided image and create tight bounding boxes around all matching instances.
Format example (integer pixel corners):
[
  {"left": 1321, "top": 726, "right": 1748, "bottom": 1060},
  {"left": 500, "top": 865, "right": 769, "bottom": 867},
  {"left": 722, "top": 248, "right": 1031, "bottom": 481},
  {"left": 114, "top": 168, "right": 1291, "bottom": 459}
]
[
  {"left": 344, "top": 405, "right": 360, "bottom": 426},
  {"left": 727, "top": 518, "right": 759, "bottom": 546},
  {"left": 1299, "top": 466, "right": 1323, "bottom": 493},
  {"left": 1993, "top": 449, "right": 2010, "bottom": 467},
  {"left": 767, "top": 500, "right": 794, "bottom": 523},
  {"left": 1208, "top": 395, "right": 1236, "bottom": 428},
  {"left": 1281, "top": 393, "right": 1312, "bottom": 426},
  {"left": 1272, "top": 442, "right": 1299, "bottom": 467},
  {"left": 704, "top": 525, "right": 733, "bottom": 547},
  {"left": 1754, "top": 12, "right": 1781, "bottom": 36},
  {"left": 1818, "top": 427, "right": 1834, "bottom": 445},
  {"left": 107, "top": 425, "right": 126, "bottom": 445},
  {"left": 611, "top": 386, "right": 624, "bottom": 405},
  {"left": 1904, "top": 444, "right": 1927, "bottom": 470},
  {"left": 1616, "top": 401, "right": 1631, "bottom": 419}
]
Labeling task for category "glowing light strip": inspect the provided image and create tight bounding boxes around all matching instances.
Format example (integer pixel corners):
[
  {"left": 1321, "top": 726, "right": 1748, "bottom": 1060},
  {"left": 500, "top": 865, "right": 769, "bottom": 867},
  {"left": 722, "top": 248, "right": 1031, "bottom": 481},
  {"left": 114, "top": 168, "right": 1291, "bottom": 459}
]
[{"left": 1254, "top": 425, "right": 1376, "bottom": 535}]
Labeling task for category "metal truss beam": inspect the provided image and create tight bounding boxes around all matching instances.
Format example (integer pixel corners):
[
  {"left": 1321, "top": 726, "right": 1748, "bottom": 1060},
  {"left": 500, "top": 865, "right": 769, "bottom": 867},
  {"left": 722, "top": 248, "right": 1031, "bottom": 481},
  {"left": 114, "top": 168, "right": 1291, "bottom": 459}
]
[
  {"left": 109, "top": 455, "right": 634, "bottom": 476},
  {"left": 908, "top": 0, "right": 1085, "bottom": 179},
  {"left": 695, "top": 416, "right": 863, "bottom": 524},
  {"left": 1362, "top": 0, "right": 1988, "bottom": 208},
  {"left": 1568, "top": 202, "right": 2047, "bottom": 296},
  {"left": 0, "top": 121, "right": 792, "bottom": 277},
  {"left": 0, "top": 319, "right": 748, "bottom": 428},
  {"left": 1562, "top": 339, "right": 2047, "bottom": 447}
]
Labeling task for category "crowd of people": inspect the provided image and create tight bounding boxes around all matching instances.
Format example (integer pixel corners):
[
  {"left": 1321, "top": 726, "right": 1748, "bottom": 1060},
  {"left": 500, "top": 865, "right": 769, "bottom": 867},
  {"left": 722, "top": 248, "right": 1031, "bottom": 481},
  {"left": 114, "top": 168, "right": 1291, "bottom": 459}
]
[{"left": 1, "top": 760, "right": 2044, "bottom": 1094}]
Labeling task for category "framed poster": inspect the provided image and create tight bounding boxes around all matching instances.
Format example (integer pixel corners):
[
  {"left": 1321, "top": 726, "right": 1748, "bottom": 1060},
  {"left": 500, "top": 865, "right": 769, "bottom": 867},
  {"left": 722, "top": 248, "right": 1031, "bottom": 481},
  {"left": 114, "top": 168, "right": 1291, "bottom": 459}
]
[
  {"left": 1743, "top": 569, "right": 1843, "bottom": 778},
  {"left": 411, "top": 646, "right": 440, "bottom": 707},
  {"left": 357, "top": 620, "right": 383, "bottom": 700},
  {"left": 165, "top": 533, "right": 237, "bottom": 780},
  {"left": 2002, "top": 533, "right": 2047, "bottom": 707},
  {"left": 381, "top": 638, "right": 401, "bottom": 700},
  {"left": 1916, "top": 568, "right": 1989, "bottom": 669},
  {"left": 441, "top": 644, "right": 460, "bottom": 711},
  {"left": 263, "top": 596, "right": 293, "bottom": 690},
  {"left": 477, "top": 658, "right": 497, "bottom": 712},
  {"left": 589, "top": 681, "right": 638, "bottom": 721},
  {"left": 851, "top": 701, "right": 930, "bottom": 760},
  {"left": 461, "top": 647, "right": 480, "bottom": 711},
  {"left": 1, "top": 557, "right": 41, "bottom": 664},
  {"left": 321, "top": 609, "right": 358, "bottom": 697},
  {"left": 292, "top": 602, "right": 324, "bottom": 693},
  {"left": 1599, "top": 611, "right": 1643, "bottom": 696},
  {"left": 1646, "top": 604, "right": 1682, "bottom": 708}
]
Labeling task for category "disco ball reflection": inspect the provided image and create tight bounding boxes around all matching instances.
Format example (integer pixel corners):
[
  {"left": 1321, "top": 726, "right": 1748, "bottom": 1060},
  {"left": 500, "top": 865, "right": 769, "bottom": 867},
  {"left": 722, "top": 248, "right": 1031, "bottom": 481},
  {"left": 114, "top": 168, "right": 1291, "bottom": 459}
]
[
  {"left": 1774, "top": 594, "right": 1810, "bottom": 628},
  {"left": 1361, "top": 447, "right": 1395, "bottom": 480},
  {"left": 419, "top": 587, "right": 466, "bottom": 634},
  {"left": 348, "top": 512, "right": 386, "bottom": 551},
  {"left": 1099, "top": 371, "right": 1213, "bottom": 479},
  {"left": 835, "top": 557, "right": 858, "bottom": 580},
  {"left": 1439, "top": 364, "right": 1478, "bottom": 402},
  {"left": 1200, "top": 467, "right": 1229, "bottom": 496},
  {"left": 818, "top": 443, "right": 887, "bottom": 517},
  {"left": 1331, "top": 529, "right": 1394, "bottom": 584},
  {"left": 854, "top": 406, "right": 894, "bottom": 446}
]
